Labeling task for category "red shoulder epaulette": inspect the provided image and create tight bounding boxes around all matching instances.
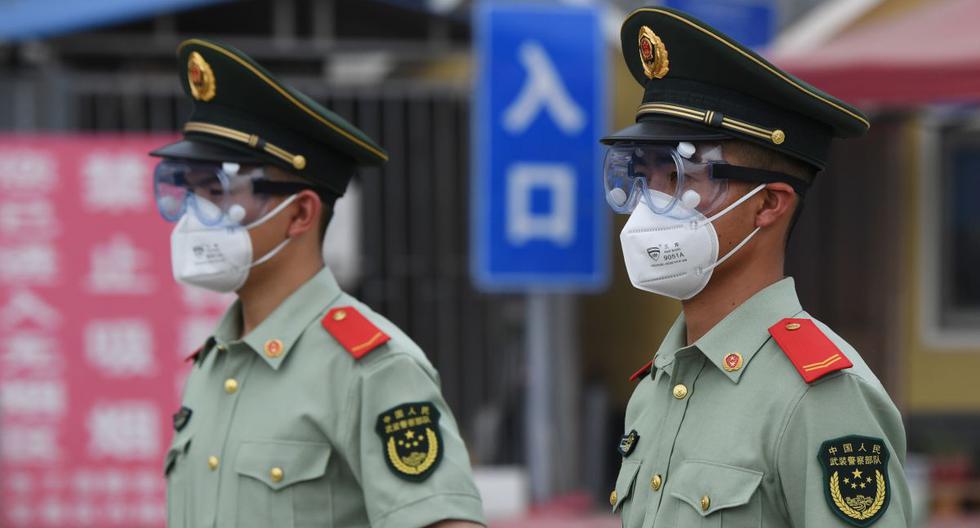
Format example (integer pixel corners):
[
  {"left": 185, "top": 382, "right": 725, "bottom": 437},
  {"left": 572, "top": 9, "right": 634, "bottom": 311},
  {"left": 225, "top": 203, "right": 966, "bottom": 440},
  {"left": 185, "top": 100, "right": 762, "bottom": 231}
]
[
  {"left": 185, "top": 346, "right": 203, "bottom": 363},
  {"left": 629, "top": 360, "right": 653, "bottom": 382},
  {"left": 322, "top": 306, "right": 391, "bottom": 360},
  {"left": 768, "top": 318, "right": 853, "bottom": 383}
]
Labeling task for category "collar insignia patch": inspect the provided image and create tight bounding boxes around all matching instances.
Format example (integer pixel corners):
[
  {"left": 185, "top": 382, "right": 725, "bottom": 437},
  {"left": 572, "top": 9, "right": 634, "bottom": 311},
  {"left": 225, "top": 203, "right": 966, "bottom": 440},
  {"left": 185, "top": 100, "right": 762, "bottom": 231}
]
[
  {"left": 618, "top": 429, "right": 640, "bottom": 457},
  {"left": 818, "top": 435, "right": 890, "bottom": 527},
  {"left": 376, "top": 402, "right": 443, "bottom": 482},
  {"left": 723, "top": 352, "right": 743, "bottom": 372},
  {"left": 173, "top": 406, "right": 192, "bottom": 432},
  {"left": 264, "top": 338, "right": 284, "bottom": 358}
]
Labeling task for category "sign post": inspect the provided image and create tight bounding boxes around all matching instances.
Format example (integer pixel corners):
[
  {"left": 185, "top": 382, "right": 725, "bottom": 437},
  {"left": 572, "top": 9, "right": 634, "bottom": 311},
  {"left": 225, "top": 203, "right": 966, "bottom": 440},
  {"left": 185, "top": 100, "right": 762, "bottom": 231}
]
[{"left": 473, "top": 1, "right": 607, "bottom": 500}]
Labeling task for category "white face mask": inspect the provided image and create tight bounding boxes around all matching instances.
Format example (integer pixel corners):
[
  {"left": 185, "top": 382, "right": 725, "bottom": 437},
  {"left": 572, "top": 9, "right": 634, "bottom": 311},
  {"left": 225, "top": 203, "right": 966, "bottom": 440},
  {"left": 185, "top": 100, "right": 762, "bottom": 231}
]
[
  {"left": 170, "top": 195, "right": 299, "bottom": 293},
  {"left": 619, "top": 184, "right": 766, "bottom": 300}
]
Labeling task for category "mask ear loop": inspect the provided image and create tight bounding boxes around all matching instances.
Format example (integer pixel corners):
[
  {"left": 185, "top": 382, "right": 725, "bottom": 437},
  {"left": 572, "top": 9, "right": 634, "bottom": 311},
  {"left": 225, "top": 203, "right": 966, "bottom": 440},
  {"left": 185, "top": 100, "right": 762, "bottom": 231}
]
[
  {"left": 241, "top": 193, "right": 301, "bottom": 269},
  {"left": 703, "top": 183, "right": 766, "bottom": 224},
  {"left": 243, "top": 193, "right": 300, "bottom": 229},
  {"left": 697, "top": 183, "right": 767, "bottom": 276}
]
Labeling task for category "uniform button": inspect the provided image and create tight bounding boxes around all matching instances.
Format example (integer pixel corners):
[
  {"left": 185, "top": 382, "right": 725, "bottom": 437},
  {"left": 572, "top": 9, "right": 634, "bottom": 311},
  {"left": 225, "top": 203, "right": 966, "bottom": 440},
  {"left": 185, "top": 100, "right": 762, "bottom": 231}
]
[
  {"left": 609, "top": 490, "right": 617, "bottom": 506},
  {"left": 786, "top": 322, "right": 801, "bottom": 331},
  {"left": 701, "top": 495, "right": 710, "bottom": 511},
  {"left": 333, "top": 310, "right": 347, "bottom": 321},
  {"left": 270, "top": 467, "right": 284, "bottom": 483},
  {"left": 672, "top": 384, "right": 689, "bottom": 399},
  {"left": 651, "top": 474, "right": 663, "bottom": 491},
  {"left": 224, "top": 378, "right": 239, "bottom": 394},
  {"left": 207, "top": 456, "right": 219, "bottom": 471},
  {"left": 216, "top": 344, "right": 227, "bottom": 353}
]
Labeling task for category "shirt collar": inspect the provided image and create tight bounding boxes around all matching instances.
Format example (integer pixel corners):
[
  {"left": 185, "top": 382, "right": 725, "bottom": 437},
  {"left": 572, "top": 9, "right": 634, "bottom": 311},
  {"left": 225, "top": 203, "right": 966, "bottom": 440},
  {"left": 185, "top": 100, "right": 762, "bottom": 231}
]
[
  {"left": 652, "top": 277, "right": 804, "bottom": 382},
  {"left": 204, "top": 266, "right": 344, "bottom": 370},
  {"left": 652, "top": 313, "right": 691, "bottom": 378},
  {"left": 694, "top": 277, "right": 804, "bottom": 383}
]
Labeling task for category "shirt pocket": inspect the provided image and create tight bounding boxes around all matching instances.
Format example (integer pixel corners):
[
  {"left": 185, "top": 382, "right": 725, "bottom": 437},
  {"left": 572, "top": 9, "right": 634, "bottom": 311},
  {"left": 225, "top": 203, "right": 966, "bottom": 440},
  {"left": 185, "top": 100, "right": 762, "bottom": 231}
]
[
  {"left": 612, "top": 459, "right": 643, "bottom": 526},
  {"left": 164, "top": 435, "right": 193, "bottom": 528},
  {"left": 668, "top": 459, "right": 763, "bottom": 528},
  {"left": 234, "top": 440, "right": 333, "bottom": 528}
]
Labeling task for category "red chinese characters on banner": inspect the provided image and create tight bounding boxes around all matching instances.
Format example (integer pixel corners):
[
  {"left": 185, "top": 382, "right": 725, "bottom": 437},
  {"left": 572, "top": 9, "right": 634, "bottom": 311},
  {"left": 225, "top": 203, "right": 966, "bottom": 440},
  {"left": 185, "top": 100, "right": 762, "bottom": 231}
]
[{"left": 0, "top": 135, "right": 233, "bottom": 527}]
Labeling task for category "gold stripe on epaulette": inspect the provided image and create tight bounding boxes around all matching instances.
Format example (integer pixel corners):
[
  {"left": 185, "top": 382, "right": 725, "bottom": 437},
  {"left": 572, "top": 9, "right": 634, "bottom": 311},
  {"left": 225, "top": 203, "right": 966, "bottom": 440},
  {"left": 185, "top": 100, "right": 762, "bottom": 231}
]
[
  {"left": 184, "top": 122, "right": 307, "bottom": 170},
  {"left": 624, "top": 8, "right": 870, "bottom": 130},
  {"left": 802, "top": 354, "right": 842, "bottom": 371},
  {"left": 178, "top": 39, "right": 389, "bottom": 162},
  {"left": 637, "top": 102, "right": 786, "bottom": 145},
  {"left": 351, "top": 332, "right": 386, "bottom": 353}
]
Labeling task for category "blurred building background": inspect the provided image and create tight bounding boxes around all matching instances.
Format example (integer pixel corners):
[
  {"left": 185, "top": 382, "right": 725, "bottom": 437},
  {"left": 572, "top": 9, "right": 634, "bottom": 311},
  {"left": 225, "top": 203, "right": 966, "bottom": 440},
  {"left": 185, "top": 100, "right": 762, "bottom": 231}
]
[{"left": 0, "top": 0, "right": 978, "bottom": 526}]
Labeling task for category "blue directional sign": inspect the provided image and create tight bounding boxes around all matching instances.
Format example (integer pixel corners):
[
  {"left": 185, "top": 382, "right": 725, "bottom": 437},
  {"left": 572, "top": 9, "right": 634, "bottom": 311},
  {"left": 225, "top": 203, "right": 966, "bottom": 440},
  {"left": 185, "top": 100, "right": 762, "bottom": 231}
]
[{"left": 472, "top": 2, "right": 608, "bottom": 291}]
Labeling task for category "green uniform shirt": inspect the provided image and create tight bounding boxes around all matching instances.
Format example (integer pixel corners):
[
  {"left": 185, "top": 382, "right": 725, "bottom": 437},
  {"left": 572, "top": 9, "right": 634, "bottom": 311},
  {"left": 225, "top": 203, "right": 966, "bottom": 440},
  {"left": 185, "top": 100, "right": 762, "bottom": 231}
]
[
  {"left": 612, "top": 278, "right": 911, "bottom": 527},
  {"left": 165, "top": 267, "right": 485, "bottom": 528}
]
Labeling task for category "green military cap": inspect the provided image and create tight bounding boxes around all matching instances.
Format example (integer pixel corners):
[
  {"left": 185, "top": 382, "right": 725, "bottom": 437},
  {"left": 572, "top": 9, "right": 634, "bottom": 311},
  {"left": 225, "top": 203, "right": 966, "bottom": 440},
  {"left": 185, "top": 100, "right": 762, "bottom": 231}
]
[
  {"left": 602, "top": 7, "right": 870, "bottom": 171},
  {"left": 151, "top": 38, "right": 388, "bottom": 196}
]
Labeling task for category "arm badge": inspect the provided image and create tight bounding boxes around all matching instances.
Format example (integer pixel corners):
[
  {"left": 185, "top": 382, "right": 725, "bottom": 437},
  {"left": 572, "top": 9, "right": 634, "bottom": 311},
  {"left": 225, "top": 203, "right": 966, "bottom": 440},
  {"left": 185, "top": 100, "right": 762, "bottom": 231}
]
[
  {"left": 375, "top": 402, "right": 443, "bottom": 482},
  {"left": 818, "top": 435, "right": 890, "bottom": 526}
]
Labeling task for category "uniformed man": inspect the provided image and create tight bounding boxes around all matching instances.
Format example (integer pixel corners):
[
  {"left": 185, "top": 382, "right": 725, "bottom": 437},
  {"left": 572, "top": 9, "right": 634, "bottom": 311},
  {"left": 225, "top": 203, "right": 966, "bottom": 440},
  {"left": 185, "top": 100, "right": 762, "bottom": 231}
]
[
  {"left": 152, "top": 39, "right": 485, "bottom": 528},
  {"left": 603, "top": 8, "right": 911, "bottom": 527}
]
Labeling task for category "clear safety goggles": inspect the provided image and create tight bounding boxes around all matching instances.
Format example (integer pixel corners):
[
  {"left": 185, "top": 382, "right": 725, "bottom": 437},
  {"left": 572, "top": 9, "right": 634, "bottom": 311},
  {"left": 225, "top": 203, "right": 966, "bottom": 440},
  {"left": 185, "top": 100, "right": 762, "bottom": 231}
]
[
  {"left": 603, "top": 142, "right": 736, "bottom": 217},
  {"left": 603, "top": 141, "right": 809, "bottom": 218},
  {"left": 153, "top": 159, "right": 317, "bottom": 226}
]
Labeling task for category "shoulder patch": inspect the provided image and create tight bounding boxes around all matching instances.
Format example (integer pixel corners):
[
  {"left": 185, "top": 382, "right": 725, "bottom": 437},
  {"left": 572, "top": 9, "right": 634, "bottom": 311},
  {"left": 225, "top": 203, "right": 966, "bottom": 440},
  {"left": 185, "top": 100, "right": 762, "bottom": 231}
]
[
  {"left": 322, "top": 306, "right": 391, "bottom": 360},
  {"left": 818, "top": 435, "right": 891, "bottom": 526},
  {"left": 375, "top": 402, "right": 442, "bottom": 481},
  {"left": 769, "top": 318, "right": 853, "bottom": 383},
  {"left": 629, "top": 360, "right": 654, "bottom": 382}
]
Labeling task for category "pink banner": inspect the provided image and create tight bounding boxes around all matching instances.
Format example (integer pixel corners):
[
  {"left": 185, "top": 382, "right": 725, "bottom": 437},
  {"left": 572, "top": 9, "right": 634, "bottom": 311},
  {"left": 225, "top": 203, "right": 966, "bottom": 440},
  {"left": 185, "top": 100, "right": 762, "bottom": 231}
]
[{"left": 0, "top": 135, "right": 232, "bottom": 527}]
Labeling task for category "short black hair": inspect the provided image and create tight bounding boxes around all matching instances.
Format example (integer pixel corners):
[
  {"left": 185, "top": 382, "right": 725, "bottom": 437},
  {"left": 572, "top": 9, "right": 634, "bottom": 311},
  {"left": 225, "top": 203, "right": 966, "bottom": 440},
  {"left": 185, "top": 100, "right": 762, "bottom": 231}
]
[
  {"left": 721, "top": 140, "right": 817, "bottom": 241},
  {"left": 264, "top": 164, "right": 340, "bottom": 244}
]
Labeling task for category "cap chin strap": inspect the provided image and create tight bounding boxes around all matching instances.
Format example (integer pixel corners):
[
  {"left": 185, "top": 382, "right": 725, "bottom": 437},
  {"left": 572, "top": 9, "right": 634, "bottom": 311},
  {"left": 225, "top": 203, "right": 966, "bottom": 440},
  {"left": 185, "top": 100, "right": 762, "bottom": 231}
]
[{"left": 698, "top": 183, "right": 766, "bottom": 276}]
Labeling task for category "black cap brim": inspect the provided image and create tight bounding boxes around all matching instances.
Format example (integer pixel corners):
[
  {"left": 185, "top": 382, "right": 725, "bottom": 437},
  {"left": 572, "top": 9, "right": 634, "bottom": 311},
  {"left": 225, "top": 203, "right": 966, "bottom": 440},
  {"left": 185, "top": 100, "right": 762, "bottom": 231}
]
[
  {"left": 149, "top": 137, "right": 268, "bottom": 164},
  {"left": 601, "top": 117, "right": 730, "bottom": 145}
]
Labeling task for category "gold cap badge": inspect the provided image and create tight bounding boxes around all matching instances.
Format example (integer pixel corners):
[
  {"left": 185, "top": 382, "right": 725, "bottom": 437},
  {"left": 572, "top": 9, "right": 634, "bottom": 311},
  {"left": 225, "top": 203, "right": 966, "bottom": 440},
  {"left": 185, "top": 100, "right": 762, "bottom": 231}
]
[
  {"left": 188, "top": 51, "right": 216, "bottom": 102},
  {"left": 638, "top": 25, "right": 669, "bottom": 80}
]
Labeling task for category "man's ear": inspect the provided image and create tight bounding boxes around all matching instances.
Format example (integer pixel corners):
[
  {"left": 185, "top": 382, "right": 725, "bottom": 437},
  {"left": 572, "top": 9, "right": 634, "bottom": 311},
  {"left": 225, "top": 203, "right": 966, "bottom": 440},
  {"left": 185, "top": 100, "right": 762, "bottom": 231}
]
[
  {"left": 286, "top": 190, "right": 322, "bottom": 238},
  {"left": 755, "top": 182, "right": 796, "bottom": 228}
]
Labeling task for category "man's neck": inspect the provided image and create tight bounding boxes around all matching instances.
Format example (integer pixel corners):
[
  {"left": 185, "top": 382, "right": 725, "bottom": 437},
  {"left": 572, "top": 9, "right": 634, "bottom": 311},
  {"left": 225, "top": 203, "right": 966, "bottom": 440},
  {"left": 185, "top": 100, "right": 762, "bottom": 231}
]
[
  {"left": 236, "top": 253, "right": 324, "bottom": 337},
  {"left": 681, "top": 258, "right": 783, "bottom": 346}
]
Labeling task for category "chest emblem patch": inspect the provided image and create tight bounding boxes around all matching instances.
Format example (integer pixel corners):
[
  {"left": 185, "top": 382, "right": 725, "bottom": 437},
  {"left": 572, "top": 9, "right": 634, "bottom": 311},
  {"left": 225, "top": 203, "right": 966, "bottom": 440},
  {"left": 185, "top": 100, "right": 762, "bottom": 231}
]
[
  {"left": 618, "top": 430, "right": 640, "bottom": 457},
  {"left": 376, "top": 402, "right": 442, "bottom": 481},
  {"left": 818, "top": 435, "right": 890, "bottom": 526}
]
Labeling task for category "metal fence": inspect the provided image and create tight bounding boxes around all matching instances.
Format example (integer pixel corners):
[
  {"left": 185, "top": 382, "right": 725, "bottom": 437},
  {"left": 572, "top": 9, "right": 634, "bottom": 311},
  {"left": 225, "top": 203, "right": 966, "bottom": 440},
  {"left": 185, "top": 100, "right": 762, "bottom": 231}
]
[{"left": 0, "top": 7, "right": 527, "bottom": 467}]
